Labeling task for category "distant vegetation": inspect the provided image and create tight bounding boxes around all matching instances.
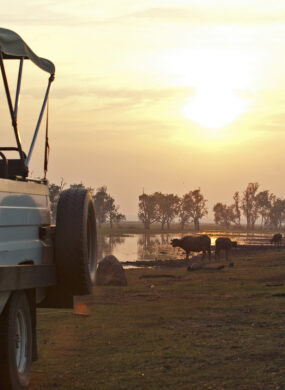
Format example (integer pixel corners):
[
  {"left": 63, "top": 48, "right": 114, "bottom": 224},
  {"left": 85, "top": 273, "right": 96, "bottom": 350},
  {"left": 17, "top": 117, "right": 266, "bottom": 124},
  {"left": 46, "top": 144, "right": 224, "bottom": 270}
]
[
  {"left": 139, "top": 183, "right": 285, "bottom": 231},
  {"left": 138, "top": 189, "right": 207, "bottom": 231},
  {"left": 49, "top": 181, "right": 125, "bottom": 228},
  {"left": 213, "top": 183, "right": 285, "bottom": 231},
  {"left": 49, "top": 181, "right": 285, "bottom": 232}
]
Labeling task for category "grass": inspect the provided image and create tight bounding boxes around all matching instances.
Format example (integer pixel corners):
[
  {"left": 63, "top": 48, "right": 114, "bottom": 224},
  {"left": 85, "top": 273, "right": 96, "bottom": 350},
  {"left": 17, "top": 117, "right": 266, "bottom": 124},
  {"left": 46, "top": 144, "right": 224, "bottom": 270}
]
[
  {"left": 99, "top": 221, "right": 284, "bottom": 235},
  {"left": 30, "top": 249, "right": 285, "bottom": 389},
  {"left": 99, "top": 221, "right": 187, "bottom": 235}
]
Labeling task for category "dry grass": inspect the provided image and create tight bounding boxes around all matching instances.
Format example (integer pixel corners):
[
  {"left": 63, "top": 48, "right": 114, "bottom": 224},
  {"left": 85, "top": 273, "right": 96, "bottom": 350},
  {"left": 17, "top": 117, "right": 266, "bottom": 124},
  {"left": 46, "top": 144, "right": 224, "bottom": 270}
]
[{"left": 30, "top": 249, "right": 285, "bottom": 389}]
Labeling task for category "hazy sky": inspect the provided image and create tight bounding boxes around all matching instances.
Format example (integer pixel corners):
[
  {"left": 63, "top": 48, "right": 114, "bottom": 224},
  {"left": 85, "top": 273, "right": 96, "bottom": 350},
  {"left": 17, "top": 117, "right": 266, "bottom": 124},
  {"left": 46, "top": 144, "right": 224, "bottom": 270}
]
[{"left": 1, "top": 0, "right": 285, "bottom": 218}]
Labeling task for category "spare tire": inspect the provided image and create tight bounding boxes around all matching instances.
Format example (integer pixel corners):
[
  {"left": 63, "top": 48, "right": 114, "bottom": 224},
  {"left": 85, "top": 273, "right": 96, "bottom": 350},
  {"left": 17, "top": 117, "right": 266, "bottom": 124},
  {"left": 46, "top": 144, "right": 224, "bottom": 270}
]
[{"left": 55, "top": 188, "right": 97, "bottom": 295}]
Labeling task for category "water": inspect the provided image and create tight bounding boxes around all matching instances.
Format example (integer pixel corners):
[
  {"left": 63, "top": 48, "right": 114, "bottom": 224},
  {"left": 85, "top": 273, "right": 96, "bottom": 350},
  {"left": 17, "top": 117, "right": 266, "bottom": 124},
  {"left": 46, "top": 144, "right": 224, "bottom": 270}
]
[{"left": 98, "top": 232, "right": 276, "bottom": 264}]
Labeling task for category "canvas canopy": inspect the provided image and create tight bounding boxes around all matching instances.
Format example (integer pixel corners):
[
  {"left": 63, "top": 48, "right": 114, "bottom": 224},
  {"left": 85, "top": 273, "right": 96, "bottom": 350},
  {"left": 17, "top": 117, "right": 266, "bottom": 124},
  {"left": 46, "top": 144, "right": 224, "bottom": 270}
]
[{"left": 0, "top": 27, "right": 55, "bottom": 75}]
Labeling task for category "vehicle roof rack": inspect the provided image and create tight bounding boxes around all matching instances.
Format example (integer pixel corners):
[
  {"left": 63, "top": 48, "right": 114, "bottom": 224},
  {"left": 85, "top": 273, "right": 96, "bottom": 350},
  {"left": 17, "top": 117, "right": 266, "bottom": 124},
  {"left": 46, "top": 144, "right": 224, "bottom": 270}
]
[{"left": 0, "top": 28, "right": 55, "bottom": 180}]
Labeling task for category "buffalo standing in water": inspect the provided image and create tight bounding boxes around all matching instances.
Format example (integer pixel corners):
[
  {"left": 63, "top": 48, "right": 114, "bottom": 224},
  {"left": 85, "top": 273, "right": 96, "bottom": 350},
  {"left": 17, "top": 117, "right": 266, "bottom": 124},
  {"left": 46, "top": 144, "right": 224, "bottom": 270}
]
[
  {"left": 215, "top": 237, "right": 237, "bottom": 267},
  {"left": 270, "top": 233, "right": 282, "bottom": 246},
  {"left": 171, "top": 235, "right": 211, "bottom": 260}
]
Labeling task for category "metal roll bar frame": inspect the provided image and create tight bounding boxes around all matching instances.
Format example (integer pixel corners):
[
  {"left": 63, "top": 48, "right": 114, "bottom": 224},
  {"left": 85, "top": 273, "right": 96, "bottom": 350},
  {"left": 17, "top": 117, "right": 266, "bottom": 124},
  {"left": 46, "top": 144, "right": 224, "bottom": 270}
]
[{"left": 0, "top": 51, "right": 54, "bottom": 179}]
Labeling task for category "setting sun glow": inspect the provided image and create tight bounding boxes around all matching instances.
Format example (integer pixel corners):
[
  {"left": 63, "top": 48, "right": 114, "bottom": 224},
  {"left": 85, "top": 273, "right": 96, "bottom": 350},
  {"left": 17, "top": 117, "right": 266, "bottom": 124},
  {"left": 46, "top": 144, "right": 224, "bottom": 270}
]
[
  {"left": 182, "top": 87, "right": 248, "bottom": 129},
  {"left": 3, "top": 1, "right": 285, "bottom": 219}
]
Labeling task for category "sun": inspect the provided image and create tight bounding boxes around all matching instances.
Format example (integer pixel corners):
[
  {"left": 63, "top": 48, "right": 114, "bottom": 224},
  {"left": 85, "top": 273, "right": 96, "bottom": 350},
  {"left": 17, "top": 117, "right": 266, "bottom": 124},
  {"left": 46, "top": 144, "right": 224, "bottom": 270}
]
[
  {"left": 182, "top": 87, "right": 248, "bottom": 130},
  {"left": 155, "top": 47, "right": 252, "bottom": 130}
]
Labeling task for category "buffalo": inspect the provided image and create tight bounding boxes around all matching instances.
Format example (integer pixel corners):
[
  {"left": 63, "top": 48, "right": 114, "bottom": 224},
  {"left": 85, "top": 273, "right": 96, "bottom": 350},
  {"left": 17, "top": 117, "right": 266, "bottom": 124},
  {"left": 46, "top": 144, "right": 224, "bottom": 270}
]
[
  {"left": 171, "top": 235, "right": 211, "bottom": 260},
  {"left": 215, "top": 237, "right": 237, "bottom": 266},
  {"left": 270, "top": 233, "right": 282, "bottom": 245}
]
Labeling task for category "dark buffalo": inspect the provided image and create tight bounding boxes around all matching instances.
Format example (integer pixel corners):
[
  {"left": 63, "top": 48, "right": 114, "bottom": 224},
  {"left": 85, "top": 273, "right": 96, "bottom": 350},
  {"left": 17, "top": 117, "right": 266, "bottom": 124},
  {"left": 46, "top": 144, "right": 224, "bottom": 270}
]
[
  {"left": 215, "top": 237, "right": 237, "bottom": 266},
  {"left": 270, "top": 233, "right": 282, "bottom": 245},
  {"left": 171, "top": 235, "right": 211, "bottom": 260}
]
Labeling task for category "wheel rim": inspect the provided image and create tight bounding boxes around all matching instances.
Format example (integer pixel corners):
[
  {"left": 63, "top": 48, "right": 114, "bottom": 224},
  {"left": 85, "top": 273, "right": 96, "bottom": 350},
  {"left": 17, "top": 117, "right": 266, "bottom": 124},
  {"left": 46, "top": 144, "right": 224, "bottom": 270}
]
[{"left": 15, "top": 309, "right": 28, "bottom": 374}]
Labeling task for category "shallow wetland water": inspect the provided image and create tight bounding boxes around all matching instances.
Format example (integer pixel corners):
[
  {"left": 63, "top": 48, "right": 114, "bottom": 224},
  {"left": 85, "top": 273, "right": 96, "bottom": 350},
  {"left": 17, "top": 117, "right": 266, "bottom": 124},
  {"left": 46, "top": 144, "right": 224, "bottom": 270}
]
[{"left": 98, "top": 231, "right": 280, "bottom": 265}]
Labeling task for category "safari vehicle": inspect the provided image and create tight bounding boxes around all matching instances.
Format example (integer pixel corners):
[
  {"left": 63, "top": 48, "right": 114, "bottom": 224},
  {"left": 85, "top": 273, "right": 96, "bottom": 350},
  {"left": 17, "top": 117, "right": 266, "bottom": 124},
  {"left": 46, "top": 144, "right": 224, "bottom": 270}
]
[{"left": 0, "top": 28, "right": 97, "bottom": 390}]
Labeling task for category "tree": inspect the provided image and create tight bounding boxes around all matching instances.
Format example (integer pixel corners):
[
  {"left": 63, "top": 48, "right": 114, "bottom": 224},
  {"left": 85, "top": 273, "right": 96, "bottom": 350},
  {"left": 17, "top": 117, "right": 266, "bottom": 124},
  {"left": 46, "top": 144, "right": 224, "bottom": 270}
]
[
  {"left": 105, "top": 196, "right": 125, "bottom": 228},
  {"left": 48, "top": 178, "right": 65, "bottom": 223},
  {"left": 70, "top": 182, "right": 95, "bottom": 195},
  {"left": 138, "top": 193, "right": 158, "bottom": 230},
  {"left": 179, "top": 188, "right": 208, "bottom": 231},
  {"left": 255, "top": 190, "right": 272, "bottom": 228},
  {"left": 165, "top": 194, "right": 180, "bottom": 229},
  {"left": 178, "top": 194, "right": 191, "bottom": 231},
  {"left": 232, "top": 191, "right": 241, "bottom": 226},
  {"left": 93, "top": 186, "right": 109, "bottom": 228},
  {"left": 155, "top": 192, "right": 179, "bottom": 230},
  {"left": 268, "top": 198, "right": 285, "bottom": 230},
  {"left": 114, "top": 212, "right": 126, "bottom": 226},
  {"left": 153, "top": 192, "right": 167, "bottom": 230},
  {"left": 241, "top": 182, "right": 259, "bottom": 230},
  {"left": 213, "top": 203, "right": 235, "bottom": 228},
  {"left": 69, "top": 182, "right": 85, "bottom": 190},
  {"left": 93, "top": 186, "right": 125, "bottom": 228}
]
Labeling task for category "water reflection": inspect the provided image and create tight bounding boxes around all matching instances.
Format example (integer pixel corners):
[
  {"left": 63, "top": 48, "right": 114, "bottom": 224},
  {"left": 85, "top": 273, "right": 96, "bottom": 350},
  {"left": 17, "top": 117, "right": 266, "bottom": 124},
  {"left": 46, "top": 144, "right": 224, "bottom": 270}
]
[
  {"left": 137, "top": 234, "right": 183, "bottom": 261},
  {"left": 97, "top": 235, "right": 126, "bottom": 260},
  {"left": 97, "top": 232, "right": 278, "bottom": 263}
]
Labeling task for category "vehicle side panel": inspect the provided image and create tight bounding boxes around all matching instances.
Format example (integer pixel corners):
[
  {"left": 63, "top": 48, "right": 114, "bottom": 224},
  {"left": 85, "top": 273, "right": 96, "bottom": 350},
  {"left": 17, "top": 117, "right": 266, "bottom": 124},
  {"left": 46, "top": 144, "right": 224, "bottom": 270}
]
[
  {"left": 0, "top": 180, "right": 50, "bottom": 266},
  {"left": 0, "top": 265, "right": 56, "bottom": 291}
]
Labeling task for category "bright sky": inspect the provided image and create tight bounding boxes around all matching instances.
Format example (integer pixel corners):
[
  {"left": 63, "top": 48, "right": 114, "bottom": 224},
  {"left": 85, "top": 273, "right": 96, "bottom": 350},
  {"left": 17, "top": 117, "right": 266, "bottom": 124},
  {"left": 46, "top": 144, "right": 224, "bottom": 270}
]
[{"left": 1, "top": 0, "right": 285, "bottom": 218}]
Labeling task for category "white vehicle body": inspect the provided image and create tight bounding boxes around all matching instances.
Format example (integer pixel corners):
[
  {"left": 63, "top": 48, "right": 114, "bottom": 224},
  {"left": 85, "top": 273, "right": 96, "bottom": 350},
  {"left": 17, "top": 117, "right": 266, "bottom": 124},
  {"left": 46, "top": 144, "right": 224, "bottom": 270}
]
[
  {"left": 0, "top": 180, "right": 51, "bottom": 315},
  {"left": 0, "top": 28, "right": 97, "bottom": 390}
]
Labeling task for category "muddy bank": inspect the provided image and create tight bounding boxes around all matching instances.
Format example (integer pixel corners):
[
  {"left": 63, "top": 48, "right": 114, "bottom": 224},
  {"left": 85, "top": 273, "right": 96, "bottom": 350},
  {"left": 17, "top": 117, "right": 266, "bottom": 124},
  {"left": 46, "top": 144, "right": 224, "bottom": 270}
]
[{"left": 123, "top": 244, "right": 285, "bottom": 267}]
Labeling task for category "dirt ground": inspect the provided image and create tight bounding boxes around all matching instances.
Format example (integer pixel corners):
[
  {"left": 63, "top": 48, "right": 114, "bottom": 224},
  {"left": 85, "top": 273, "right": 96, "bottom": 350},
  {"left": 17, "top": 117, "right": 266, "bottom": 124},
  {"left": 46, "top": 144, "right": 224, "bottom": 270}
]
[{"left": 30, "top": 248, "right": 285, "bottom": 390}]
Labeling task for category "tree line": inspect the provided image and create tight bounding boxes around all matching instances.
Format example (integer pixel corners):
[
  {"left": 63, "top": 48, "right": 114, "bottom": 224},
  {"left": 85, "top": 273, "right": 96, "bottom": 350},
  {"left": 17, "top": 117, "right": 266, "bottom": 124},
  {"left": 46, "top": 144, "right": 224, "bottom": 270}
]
[
  {"left": 49, "top": 181, "right": 285, "bottom": 231},
  {"left": 214, "top": 182, "right": 285, "bottom": 230},
  {"left": 138, "top": 183, "right": 285, "bottom": 231},
  {"left": 138, "top": 189, "right": 207, "bottom": 231},
  {"left": 49, "top": 181, "right": 125, "bottom": 228}
]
